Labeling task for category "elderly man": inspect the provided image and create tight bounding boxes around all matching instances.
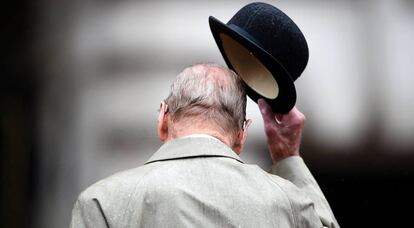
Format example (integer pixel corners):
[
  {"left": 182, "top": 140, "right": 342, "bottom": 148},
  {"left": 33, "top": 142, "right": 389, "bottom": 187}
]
[{"left": 70, "top": 63, "right": 339, "bottom": 227}]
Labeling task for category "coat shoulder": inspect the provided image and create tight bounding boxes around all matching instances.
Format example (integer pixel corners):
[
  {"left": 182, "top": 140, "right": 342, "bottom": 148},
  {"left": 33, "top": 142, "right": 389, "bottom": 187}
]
[{"left": 77, "top": 162, "right": 158, "bottom": 204}]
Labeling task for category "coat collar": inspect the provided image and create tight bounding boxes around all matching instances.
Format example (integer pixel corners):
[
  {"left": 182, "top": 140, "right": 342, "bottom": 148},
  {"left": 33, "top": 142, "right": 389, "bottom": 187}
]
[{"left": 145, "top": 136, "right": 244, "bottom": 164}]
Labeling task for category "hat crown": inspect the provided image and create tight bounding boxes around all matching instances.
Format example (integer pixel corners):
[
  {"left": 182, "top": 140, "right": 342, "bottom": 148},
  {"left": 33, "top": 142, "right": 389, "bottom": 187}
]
[{"left": 227, "top": 2, "right": 308, "bottom": 81}]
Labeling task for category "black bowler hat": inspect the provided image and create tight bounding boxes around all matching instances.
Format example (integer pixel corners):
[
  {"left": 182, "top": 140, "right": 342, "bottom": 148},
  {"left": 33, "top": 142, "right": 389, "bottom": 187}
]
[{"left": 209, "top": 2, "right": 309, "bottom": 113}]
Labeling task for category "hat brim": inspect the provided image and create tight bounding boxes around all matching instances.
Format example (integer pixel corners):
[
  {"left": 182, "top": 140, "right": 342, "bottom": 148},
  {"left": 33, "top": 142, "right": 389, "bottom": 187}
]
[{"left": 209, "top": 16, "right": 296, "bottom": 113}]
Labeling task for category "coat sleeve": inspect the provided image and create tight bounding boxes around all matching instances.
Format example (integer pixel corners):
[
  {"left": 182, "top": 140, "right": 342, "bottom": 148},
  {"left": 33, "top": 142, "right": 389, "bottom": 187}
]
[
  {"left": 69, "top": 193, "right": 109, "bottom": 228},
  {"left": 269, "top": 156, "right": 340, "bottom": 228}
]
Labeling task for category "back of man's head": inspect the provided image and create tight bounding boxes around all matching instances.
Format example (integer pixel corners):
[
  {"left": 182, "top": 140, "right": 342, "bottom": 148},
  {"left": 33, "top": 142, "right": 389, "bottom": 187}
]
[{"left": 165, "top": 63, "right": 246, "bottom": 142}]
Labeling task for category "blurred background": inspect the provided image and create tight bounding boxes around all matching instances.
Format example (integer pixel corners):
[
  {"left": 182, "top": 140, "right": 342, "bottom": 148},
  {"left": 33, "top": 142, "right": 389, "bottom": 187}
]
[{"left": 2, "top": 0, "right": 414, "bottom": 227}]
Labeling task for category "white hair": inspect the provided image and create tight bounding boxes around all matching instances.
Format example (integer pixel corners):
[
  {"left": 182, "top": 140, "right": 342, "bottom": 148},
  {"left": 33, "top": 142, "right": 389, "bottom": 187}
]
[{"left": 165, "top": 63, "right": 246, "bottom": 137}]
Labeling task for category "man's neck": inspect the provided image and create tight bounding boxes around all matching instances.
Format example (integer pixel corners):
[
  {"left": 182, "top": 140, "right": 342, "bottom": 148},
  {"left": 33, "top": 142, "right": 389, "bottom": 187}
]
[
  {"left": 168, "top": 121, "right": 233, "bottom": 147},
  {"left": 168, "top": 126, "right": 232, "bottom": 149}
]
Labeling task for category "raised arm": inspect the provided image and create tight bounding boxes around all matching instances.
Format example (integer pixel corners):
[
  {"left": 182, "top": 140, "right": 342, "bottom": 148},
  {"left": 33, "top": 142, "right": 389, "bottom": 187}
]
[{"left": 258, "top": 99, "right": 339, "bottom": 228}]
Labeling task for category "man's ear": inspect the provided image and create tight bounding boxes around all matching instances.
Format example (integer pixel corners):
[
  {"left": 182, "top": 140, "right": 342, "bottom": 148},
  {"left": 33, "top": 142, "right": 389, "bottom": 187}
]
[
  {"left": 158, "top": 101, "right": 169, "bottom": 141},
  {"left": 233, "top": 119, "right": 252, "bottom": 154}
]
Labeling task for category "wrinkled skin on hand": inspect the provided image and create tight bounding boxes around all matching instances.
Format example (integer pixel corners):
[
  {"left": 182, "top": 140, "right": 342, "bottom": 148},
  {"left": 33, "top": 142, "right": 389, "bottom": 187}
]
[{"left": 258, "top": 99, "right": 305, "bottom": 163}]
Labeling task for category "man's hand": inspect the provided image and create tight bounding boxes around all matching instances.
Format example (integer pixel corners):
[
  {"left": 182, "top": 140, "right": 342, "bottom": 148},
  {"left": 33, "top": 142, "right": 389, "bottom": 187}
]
[{"left": 258, "top": 99, "right": 305, "bottom": 163}]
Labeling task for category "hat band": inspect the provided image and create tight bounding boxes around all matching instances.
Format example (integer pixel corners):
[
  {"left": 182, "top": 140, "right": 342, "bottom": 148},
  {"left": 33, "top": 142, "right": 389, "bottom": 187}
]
[{"left": 228, "top": 24, "right": 263, "bottom": 50}]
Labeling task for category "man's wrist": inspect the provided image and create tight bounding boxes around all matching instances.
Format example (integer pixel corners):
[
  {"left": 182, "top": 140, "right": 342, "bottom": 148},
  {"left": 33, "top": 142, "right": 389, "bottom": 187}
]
[
  {"left": 270, "top": 149, "right": 300, "bottom": 164},
  {"left": 271, "top": 153, "right": 301, "bottom": 164}
]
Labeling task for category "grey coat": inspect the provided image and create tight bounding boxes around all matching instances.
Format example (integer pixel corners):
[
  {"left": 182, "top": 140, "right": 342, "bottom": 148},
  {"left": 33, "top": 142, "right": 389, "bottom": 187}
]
[{"left": 70, "top": 136, "right": 339, "bottom": 228}]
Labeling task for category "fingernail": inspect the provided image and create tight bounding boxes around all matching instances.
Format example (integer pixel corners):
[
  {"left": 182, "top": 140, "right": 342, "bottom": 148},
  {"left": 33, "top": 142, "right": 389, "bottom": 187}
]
[{"left": 275, "top": 113, "right": 283, "bottom": 120}]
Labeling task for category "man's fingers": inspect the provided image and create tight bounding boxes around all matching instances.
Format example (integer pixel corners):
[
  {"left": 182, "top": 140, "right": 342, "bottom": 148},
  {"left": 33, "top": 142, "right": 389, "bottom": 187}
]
[
  {"left": 258, "top": 99, "right": 305, "bottom": 130},
  {"left": 275, "top": 114, "right": 283, "bottom": 125},
  {"left": 258, "top": 99, "right": 275, "bottom": 124},
  {"left": 258, "top": 99, "right": 280, "bottom": 139},
  {"left": 289, "top": 107, "right": 305, "bottom": 123},
  {"left": 279, "top": 107, "right": 305, "bottom": 129}
]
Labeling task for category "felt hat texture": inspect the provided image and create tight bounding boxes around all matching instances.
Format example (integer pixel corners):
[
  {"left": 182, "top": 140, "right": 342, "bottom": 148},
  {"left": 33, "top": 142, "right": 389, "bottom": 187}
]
[{"left": 209, "top": 2, "right": 309, "bottom": 113}]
